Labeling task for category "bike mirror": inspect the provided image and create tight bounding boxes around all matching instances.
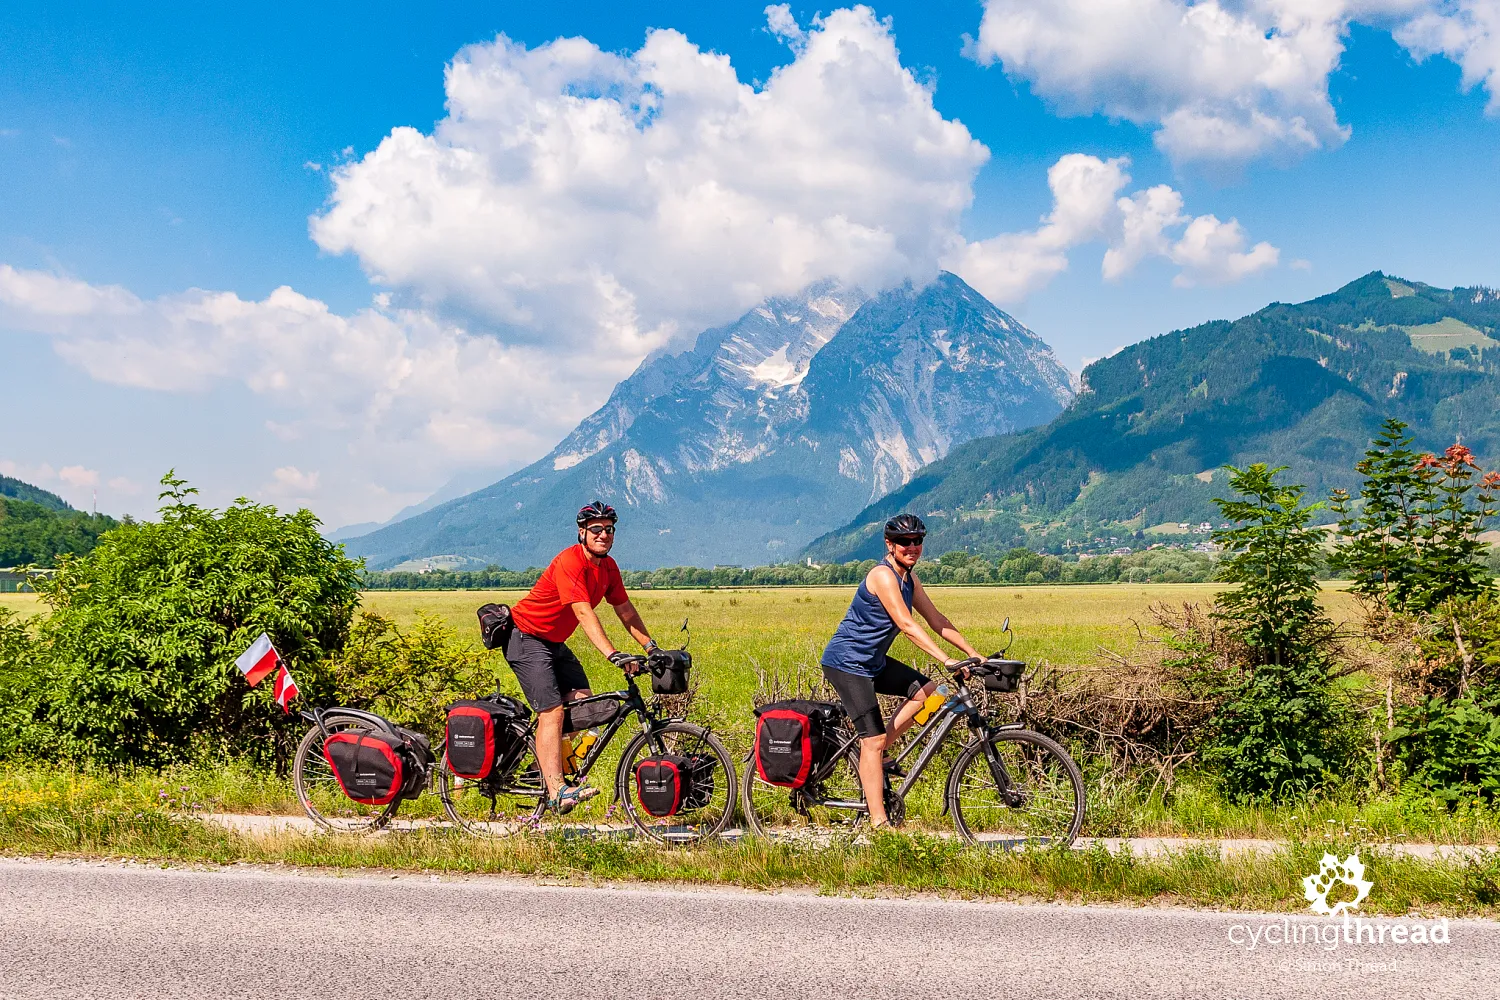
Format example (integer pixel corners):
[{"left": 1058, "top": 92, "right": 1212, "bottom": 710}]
[
  {"left": 1000, "top": 616, "right": 1014, "bottom": 654},
  {"left": 680, "top": 617, "right": 690, "bottom": 650},
  {"left": 1001, "top": 616, "right": 1010, "bottom": 633}
]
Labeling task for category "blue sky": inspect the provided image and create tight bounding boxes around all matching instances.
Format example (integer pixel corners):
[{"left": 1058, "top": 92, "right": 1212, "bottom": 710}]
[{"left": 2, "top": 1, "right": 1498, "bottom": 527}]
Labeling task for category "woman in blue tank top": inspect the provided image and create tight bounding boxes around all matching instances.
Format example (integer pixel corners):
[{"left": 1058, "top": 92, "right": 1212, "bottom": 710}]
[{"left": 819, "top": 514, "right": 982, "bottom": 828}]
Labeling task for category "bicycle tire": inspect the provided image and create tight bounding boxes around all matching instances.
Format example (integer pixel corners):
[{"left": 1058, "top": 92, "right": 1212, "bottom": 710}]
[
  {"left": 615, "top": 722, "right": 737, "bottom": 844},
  {"left": 293, "top": 714, "right": 402, "bottom": 833},
  {"left": 437, "top": 740, "right": 547, "bottom": 838},
  {"left": 946, "top": 728, "right": 1085, "bottom": 848},
  {"left": 740, "top": 733, "right": 867, "bottom": 841}
]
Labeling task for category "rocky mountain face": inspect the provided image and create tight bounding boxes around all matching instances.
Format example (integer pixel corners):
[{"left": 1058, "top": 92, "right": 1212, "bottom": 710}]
[
  {"left": 805, "top": 272, "right": 1500, "bottom": 561},
  {"left": 344, "top": 272, "right": 1076, "bottom": 569}
]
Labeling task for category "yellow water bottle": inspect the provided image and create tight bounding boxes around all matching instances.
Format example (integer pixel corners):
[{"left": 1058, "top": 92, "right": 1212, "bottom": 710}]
[
  {"left": 568, "top": 730, "right": 599, "bottom": 772},
  {"left": 914, "top": 684, "right": 950, "bottom": 724}
]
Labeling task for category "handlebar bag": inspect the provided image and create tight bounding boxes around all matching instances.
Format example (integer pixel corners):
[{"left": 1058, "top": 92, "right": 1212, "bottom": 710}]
[
  {"left": 974, "top": 659, "right": 1024, "bottom": 693},
  {"left": 647, "top": 649, "right": 692, "bottom": 695},
  {"left": 563, "top": 697, "right": 623, "bottom": 734},
  {"left": 634, "top": 754, "right": 690, "bottom": 816},
  {"left": 323, "top": 730, "right": 406, "bottom": 805},
  {"left": 754, "top": 699, "right": 836, "bottom": 788},
  {"left": 476, "top": 603, "right": 514, "bottom": 651}
]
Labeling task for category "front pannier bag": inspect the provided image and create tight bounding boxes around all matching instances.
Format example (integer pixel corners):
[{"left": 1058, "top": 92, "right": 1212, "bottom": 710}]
[
  {"left": 754, "top": 700, "right": 836, "bottom": 789},
  {"left": 634, "top": 754, "right": 690, "bottom": 816},
  {"left": 446, "top": 697, "right": 527, "bottom": 781},
  {"left": 647, "top": 649, "right": 692, "bottom": 695},
  {"left": 323, "top": 730, "right": 407, "bottom": 805}
]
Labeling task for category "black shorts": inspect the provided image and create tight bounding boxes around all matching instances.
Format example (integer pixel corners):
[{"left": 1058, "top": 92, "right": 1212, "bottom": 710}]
[
  {"left": 822, "top": 659, "right": 931, "bottom": 739},
  {"left": 503, "top": 630, "right": 592, "bottom": 713}
]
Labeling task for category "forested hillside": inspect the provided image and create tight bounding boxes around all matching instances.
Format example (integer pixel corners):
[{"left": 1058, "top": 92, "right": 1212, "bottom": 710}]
[
  {"left": 806, "top": 272, "right": 1500, "bottom": 560},
  {"left": 0, "top": 495, "right": 116, "bottom": 567},
  {"left": 0, "top": 476, "right": 69, "bottom": 512}
]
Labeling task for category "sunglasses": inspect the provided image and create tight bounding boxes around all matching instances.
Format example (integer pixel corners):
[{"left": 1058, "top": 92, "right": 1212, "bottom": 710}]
[
  {"left": 585, "top": 525, "right": 616, "bottom": 537},
  {"left": 888, "top": 535, "right": 924, "bottom": 547}
]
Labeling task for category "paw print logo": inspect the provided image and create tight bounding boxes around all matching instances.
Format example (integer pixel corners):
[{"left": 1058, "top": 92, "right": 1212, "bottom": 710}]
[{"left": 1302, "top": 852, "right": 1373, "bottom": 916}]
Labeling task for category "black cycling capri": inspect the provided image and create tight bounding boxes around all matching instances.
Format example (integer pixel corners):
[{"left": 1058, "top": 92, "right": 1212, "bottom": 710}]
[
  {"left": 822, "top": 659, "right": 932, "bottom": 739},
  {"left": 503, "top": 629, "right": 591, "bottom": 712}
]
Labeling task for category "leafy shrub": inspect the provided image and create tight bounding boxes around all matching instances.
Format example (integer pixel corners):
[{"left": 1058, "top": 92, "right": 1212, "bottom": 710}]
[
  {"left": 1205, "top": 464, "right": 1351, "bottom": 800},
  {"left": 332, "top": 611, "right": 504, "bottom": 736},
  {"left": 10, "top": 473, "right": 361, "bottom": 767}
]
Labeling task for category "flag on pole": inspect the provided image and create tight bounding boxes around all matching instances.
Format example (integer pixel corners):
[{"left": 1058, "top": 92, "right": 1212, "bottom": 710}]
[
  {"left": 272, "top": 663, "right": 300, "bottom": 714},
  {"left": 235, "top": 633, "right": 280, "bottom": 687}
]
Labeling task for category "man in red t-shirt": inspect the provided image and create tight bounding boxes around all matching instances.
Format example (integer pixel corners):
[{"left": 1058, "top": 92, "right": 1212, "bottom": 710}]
[{"left": 505, "top": 500, "right": 659, "bottom": 814}]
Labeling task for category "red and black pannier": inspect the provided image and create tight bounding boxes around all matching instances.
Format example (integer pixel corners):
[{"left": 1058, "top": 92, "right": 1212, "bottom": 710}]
[
  {"left": 322, "top": 730, "right": 408, "bottom": 805},
  {"left": 634, "top": 754, "right": 690, "bottom": 816},
  {"left": 446, "top": 696, "right": 529, "bottom": 781},
  {"left": 753, "top": 700, "right": 837, "bottom": 789}
]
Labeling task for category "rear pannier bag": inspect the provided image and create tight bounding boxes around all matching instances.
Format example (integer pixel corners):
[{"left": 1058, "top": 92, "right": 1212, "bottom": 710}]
[
  {"left": 476, "top": 603, "right": 513, "bottom": 651},
  {"left": 647, "top": 649, "right": 691, "bottom": 696},
  {"left": 974, "top": 658, "right": 1024, "bottom": 693},
  {"left": 754, "top": 700, "right": 835, "bottom": 789},
  {"left": 634, "top": 754, "right": 690, "bottom": 816},
  {"left": 323, "top": 730, "right": 406, "bottom": 805},
  {"left": 446, "top": 696, "right": 529, "bottom": 780}
]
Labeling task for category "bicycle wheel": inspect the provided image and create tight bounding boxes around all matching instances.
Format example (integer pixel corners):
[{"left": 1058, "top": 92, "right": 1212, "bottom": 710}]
[
  {"left": 616, "top": 722, "right": 737, "bottom": 845},
  {"left": 437, "top": 742, "right": 547, "bottom": 838},
  {"left": 741, "top": 724, "right": 868, "bottom": 842},
  {"left": 293, "top": 714, "right": 402, "bottom": 833},
  {"left": 946, "top": 728, "right": 1085, "bottom": 848}
]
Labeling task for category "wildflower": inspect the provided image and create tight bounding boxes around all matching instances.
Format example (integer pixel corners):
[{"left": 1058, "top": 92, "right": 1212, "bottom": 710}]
[
  {"left": 1415, "top": 454, "right": 1442, "bottom": 471},
  {"left": 1445, "top": 443, "right": 1477, "bottom": 468},
  {"left": 1482, "top": 472, "right": 1500, "bottom": 488}
]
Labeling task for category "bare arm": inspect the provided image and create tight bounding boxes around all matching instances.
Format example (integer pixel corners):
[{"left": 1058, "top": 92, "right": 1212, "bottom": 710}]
[
  {"left": 866, "top": 566, "right": 956, "bottom": 664},
  {"left": 611, "top": 599, "right": 654, "bottom": 650},
  {"left": 571, "top": 601, "right": 619, "bottom": 658},
  {"left": 910, "top": 576, "right": 980, "bottom": 659}
]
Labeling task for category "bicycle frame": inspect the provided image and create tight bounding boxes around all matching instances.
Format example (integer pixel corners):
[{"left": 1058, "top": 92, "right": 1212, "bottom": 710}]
[{"left": 806, "top": 680, "right": 1021, "bottom": 813}]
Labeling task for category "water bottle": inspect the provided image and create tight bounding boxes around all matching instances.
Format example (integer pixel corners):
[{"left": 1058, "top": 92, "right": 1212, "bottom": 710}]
[
  {"left": 567, "top": 729, "right": 600, "bottom": 772},
  {"left": 914, "top": 684, "right": 951, "bottom": 724}
]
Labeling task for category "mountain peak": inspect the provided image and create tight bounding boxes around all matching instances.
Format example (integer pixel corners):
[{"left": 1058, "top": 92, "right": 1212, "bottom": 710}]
[{"left": 343, "top": 273, "right": 1075, "bottom": 569}]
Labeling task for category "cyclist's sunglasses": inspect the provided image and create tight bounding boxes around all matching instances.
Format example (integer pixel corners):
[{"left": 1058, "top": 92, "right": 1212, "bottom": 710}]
[
  {"left": 888, "top": 534, "right": 924, "bottom": 547},
  {"left": 585, "top": 524, "right": 616, "bottom": 537}
]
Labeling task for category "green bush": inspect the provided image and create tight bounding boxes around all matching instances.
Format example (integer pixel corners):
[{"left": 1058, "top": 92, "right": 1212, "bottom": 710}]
[
  {"left": 6, "top": 473, "right": 361, "bottom": 768},
  {"left": 1205, "top": 464, "right": 1351, "bottom": 800},
  {"left": 332, "top": 611, "right": 504, "bottom": 736}
]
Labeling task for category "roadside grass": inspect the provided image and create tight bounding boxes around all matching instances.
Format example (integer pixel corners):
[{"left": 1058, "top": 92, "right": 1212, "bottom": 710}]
[{"left": 3, "top": 792, "right": 1497, "bottom": 916}]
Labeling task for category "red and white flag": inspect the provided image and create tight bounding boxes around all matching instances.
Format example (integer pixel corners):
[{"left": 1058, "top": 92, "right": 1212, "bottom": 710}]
[
  {"left": 235, "top": 633, "right": 280, "bottom": 687},
  {"left": 272, "top": 663, "right": 300, "bottom": 714}
]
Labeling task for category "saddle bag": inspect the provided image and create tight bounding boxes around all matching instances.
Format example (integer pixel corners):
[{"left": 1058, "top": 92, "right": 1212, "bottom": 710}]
[
  {"left": 753, "top": 699, "right": 838, "bottom": 789},
  {"left": 563, "top": 697, "right": 623, "bottom": 734},
  {"left": 322, "top": 730, "right": 408, "bottom": 806},
  {"left": 974, "top": 658, "right": 1024, "bottom": 693},
  {"left": 647, "top": 648, "right": 691, "bottom": 695},
  {"left": 446, "top": 695, "right": 530, "bottom": 781},
  {"left": 476, "top": 603, "right": 514, "bottom": 651},
  {"left": 634, "top": 754, "right": 690, "bottom": 817}
]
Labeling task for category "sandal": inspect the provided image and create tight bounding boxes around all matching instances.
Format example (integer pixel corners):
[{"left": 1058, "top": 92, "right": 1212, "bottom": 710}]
[{"left": 547, "top": 784, "right": 600, "bottom": 816}]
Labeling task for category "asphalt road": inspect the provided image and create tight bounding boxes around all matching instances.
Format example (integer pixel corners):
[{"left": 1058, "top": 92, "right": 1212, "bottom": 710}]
[{"left": 2, "top": 858, "right": 1496, "bottom": 1000}]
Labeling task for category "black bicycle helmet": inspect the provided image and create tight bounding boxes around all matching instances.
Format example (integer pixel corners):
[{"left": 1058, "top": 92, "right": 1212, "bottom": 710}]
[
  {"left": 576, "top": 499, "right": 618, "bottom": 527},
  {"left": 884, "top": 513, "right": 926, "bottom": 539}
]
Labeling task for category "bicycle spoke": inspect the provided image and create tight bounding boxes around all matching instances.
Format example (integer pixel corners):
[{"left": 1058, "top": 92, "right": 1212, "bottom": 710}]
[
  {"left": 949, "top": 730, "right": 1084, "bottom": 848},
  {"left": 619, "top": 722, "right": 736, "bottom": 844}
]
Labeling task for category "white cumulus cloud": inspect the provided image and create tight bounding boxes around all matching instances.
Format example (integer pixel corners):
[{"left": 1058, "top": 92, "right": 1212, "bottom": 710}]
[
  {"left": 0, "top": 265, "right": 617, "bottom": 506},
  {"left": 310, "top": 6, "right": 990, "bottom": 349},
  {"left": 948, "top": 155, "right": 1278, "bottom": 300},
  {"left": 970, "top": 0, "right": 1498, "bottom": 163}
]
